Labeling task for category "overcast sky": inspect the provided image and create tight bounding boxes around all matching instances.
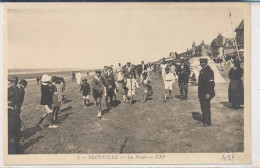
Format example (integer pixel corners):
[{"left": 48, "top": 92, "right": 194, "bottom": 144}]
[{"left": 7, "top": 3, "right": 245, "bottom": 69}]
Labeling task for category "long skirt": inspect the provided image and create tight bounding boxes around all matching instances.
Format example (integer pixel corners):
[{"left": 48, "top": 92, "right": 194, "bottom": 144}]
[{"left": 228, "top": 79, "right": 244, "bottom": 105}]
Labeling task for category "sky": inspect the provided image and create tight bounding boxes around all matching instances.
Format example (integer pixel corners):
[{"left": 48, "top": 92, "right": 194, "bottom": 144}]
[{"left": 6, "top": 3, "right": 246, "bottom": 69}]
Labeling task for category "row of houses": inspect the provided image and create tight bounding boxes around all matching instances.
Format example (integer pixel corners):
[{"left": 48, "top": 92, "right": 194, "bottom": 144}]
[{"left": 171, "top": 19, "right": 244, "bottom": 61}]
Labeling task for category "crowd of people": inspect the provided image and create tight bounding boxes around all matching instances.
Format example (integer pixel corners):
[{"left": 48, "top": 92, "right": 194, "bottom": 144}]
[{"left": 7, "top": 56, "right": 244, "bottom": 154}]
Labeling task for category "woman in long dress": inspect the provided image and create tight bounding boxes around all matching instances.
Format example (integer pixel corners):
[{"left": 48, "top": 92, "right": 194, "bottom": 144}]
[{"left": 228, "top": 60, "right": 244, "bottom": 109}]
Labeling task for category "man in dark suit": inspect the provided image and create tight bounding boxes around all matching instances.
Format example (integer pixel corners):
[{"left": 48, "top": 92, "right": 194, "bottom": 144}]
[
  {"left": 122, "top": 62, "right": 135, "bottom": 77},
  {"left": 198, "top": 57, "right": 215, "bottom": 127},
  {"left": 176, "top": 58, "right": 191, "bottom": 100},
  {"left": 105, "top": 66, "right": 116, "bottom": 91}
]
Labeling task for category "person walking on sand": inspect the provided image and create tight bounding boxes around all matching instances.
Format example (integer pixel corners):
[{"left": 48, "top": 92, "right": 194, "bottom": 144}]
[
  {"left": 142, "top": 72, "right": 153, "bottom": 103},
  {"left": 116, "top": 63, "right": 123, "bottom": 82},
  {"left": 37, "top": 74, "right": 58, "bottom": 129},
  {"left": 163, "top": 67, "right": 175, "bottom": 102},
  {"left": 91, "top": 70, "right": 106, "bottom": 118},
  {"left": 160, "top": 58, "right": 168, "bottom": 80},
  {"left": 75, "top": 71, "right": 82, "bottom": 85},
  {"left": 121, "top": 74, "right": 129, "bottom": 103},
  {"left": 176, "top": 57, "right": 190, "bottom": 100},
  {"left": 51, "top": 76, "right": 63, "bottom": 124},
  {"left": 228, "top": 60, "right": 244, "bottom": 109},
  {"left": 198, "top": 57, "right": 215, "bottom": 127},
  {"left": 80, "top": 77, "right": 91, "bottom": 108},
  {"left": 140, "top": 61, "right": 148, "bottom": 84},
  {"left": 126, "top": 74, "right": 139, "bottom": 104}
]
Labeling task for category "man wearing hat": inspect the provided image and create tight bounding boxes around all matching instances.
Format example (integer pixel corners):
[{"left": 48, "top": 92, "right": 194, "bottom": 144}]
[
  {"left": 92, "top": 70, "right": 106, "bottom": 118},
  {"left": 198, "top": 57, "right": 215, "bottom": 127},
  {"left": 176, "top": 57, "right": 191, "bottom": 100},
  {"left": 8, "top": 75, "right": 21, "bottom": 154}
]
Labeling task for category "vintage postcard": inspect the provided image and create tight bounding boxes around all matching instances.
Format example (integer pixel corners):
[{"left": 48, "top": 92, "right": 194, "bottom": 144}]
[{"left": 3, "top": 2, "right": 251, "bottom": 165}]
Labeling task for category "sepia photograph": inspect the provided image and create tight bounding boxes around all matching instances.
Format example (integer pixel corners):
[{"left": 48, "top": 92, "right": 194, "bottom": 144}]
[{"left": 4, "top": 2, "right": 251, "bottom": 165}]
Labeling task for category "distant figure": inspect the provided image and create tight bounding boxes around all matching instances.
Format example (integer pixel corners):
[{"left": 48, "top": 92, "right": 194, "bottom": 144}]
[
  {"left": 72, "top": 71, "right": 75, "bottom": 81},
  {"left": 140, "top": 61, "right": 148, "bottom": 84},
  {"left": 91, "top": 71, "right": 105, "bottom": 118},
  {"left": 59, "top": 77, "right": 66, "bottom": 103},
  {"left": 122, "top": 75, "right": 128, "bottom": 103},
  {"left": 198, "top": 58, "right": 215, "bottom": 127},
  {"left": 87, "top": 72, "right": 89, "bottom": 77},
  {"left": 116, "top": 63, "right": 123, "bottom": 82},
  {"left": 160, "top": 58, "right": 167, "bottom": 80},
  {"left": 80, "top": 77, "right": 91, "bottom": 108},
  {"left": 228, "top": 60, "right": 244, "bottom": 109},
  {"left": 126, "top": 74, "right": 139, "bottom": 104},
  {"left": 37, "top": 75, "right": 42, "bottom": 84},
  {"left": 142, "top": 72, "right": 153, "bottom": 103},
  {"left": 176, "top": 58, "right": 190, "bottom": 100},
  {"left": 163, "top": 67, "right": 175, "bottom": 102},
  {"left": 75, "top": 71, "right": 82, "bottom": 85}
]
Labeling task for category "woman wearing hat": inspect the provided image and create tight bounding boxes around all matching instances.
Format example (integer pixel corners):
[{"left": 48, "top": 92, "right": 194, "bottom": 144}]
[
  {"left": 228, "top": 60, "right": 244, "bottom": 109},
  {"left": 92, "top": 70, "right": 106, "bottom": 117},
  {"left": 37, "top": 74, "right": 58, "bottom": 129}
]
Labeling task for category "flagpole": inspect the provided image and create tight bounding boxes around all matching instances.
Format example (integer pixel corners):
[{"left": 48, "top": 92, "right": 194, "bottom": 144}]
[{"left": 228, "top": 8, "right": 240, "bottom": 60}]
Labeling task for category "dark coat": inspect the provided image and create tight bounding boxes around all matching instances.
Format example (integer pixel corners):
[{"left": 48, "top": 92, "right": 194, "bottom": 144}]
[
  {"left": 228, "top": 67, "right": 244, "bottom": 105},
  {"left": 80, "top": 82, "right": 91, "bottom": 96},
  {"left": 198, "top": 65, "right": 215, "bottom": 99},
  {"left": 8, "top": 86, "right": 20, "bottom": 109},
  {"left": 122, "top": 66, "right": 136, "bottom": 77},
  {"left": 176, "top": 63, "right": 191, "bottom": 84},
  {"left": 40, "top": 84, "right": 54, "bottom": 106}
]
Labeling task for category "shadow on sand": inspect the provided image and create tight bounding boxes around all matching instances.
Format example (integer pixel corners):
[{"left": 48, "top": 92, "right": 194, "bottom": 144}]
[
  {"left": 60, "top": 106, "right": 72, "bottom": 112},
  {"left": 19, "top": 135, "right": 45, "bottom": 154},
  {"left": 191, "top": 112, "right": 203, "bottom": 123},
  {"left": 220, "top": 101, "right": 232, "bottom": 108},
  {"left": 175, "top": 95, "right": 184, "bottom": 100}
]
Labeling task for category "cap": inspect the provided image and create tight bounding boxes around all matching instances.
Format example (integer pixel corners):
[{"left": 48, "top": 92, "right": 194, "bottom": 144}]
[
  {"left": 41, "top": 74, "right": 51, "bottom": 82},
  {"left": 200, "top": 57, "right": 208, "bottom": 63},
  {"left": 127, "top": 62, "right": 131, "bottom": 64},
  {"left": 82, "top": 77, "right": 88, "bottom": 81},
  {"left": 8, "top": 75, "right": 18, "bottom": 82}
]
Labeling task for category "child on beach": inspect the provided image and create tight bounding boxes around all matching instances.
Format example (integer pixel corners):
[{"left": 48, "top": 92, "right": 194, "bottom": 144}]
[
  {"left": 126, "top": 74, "right": 139, "bottom": 104},
  {"left": 52, "top": 76, "right": 63, "bottom": 123},
  {"left": 91, "top": 71, "right": 105, "bottom": 118},
  {"left": 163, "top": 67, "right": 175, "bottom": 102},
  {"left": 142, "top": 72, "right": 153, "bottom": 103},
  {"left": 80, "top": 77, "right": 91, "bottom": 108},
  {"left": 37, "top": 74, "right": 58, "bottom": 129},
  {"left": 122, "top": 74, "right": 128, "bottom": 103}
]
